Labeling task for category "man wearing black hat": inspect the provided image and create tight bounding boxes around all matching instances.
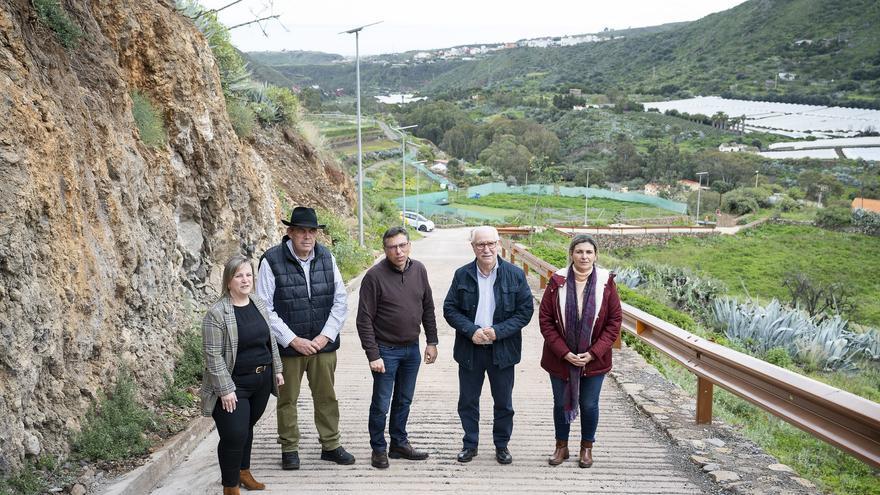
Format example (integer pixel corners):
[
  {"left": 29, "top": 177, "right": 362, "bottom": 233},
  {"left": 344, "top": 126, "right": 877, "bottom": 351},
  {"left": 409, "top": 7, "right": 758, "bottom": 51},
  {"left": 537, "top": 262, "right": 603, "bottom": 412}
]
[{"left": 257, "top": 206, "right": 354, "bottom": 469}]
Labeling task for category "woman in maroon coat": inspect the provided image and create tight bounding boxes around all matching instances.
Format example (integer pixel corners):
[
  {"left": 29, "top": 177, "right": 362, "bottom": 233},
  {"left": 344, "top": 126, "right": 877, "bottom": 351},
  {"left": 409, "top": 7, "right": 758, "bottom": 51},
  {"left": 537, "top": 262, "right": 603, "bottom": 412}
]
[{"left": 539, "top": 235, "right": 622, "bottom": 468}]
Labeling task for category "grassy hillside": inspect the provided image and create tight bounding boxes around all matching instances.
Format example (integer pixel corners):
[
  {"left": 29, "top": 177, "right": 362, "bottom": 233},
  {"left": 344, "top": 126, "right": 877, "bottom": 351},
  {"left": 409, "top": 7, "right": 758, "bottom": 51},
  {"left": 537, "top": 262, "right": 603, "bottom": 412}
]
[
  {"left": 269, "top": 0, "right": 880, "bottom": 105},
  {"left": 618, "top": 223, "right": 880, "bottom": 326},
  {"left": 238, "top": 50, "right": 295, "bottom": 88},
  {"left": 248, "top": 50, "right": 344, "bottom": 66},
  {"left": 425, "top": 0, "right": 880, "bottom": 103}
]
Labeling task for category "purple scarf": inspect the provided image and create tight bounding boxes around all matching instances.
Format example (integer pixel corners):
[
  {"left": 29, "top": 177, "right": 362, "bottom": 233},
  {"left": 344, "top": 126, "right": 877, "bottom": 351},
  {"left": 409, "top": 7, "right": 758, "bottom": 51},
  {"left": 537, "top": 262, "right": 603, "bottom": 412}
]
[{"left": 562, "top": 264, "right": 597, "bottom": 424}]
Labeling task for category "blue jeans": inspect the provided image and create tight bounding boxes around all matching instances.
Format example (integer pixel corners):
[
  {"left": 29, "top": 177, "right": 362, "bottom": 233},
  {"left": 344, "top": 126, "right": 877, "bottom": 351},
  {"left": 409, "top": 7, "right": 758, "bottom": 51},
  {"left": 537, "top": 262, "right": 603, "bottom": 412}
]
[
  {"left": 550, "top": 373, "right": 605, "bottom": 442},
  {"left": 368, "top": 343, "right": 421, "bottom": 452}
]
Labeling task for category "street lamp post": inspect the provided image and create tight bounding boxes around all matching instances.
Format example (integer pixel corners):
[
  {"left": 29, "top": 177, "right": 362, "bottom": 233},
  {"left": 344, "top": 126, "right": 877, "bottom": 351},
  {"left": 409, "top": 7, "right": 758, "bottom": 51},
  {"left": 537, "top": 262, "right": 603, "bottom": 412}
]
[
  {"left": 755, "top": 170, "right": 759, "bottom": 188},
  {"left": 696, "top": 171, "right": 708, "bottom": 224},
  {"left": 341, "top": 21, "right": 382, "bottom": 247},
  {"left": 393, "top": 124, "right": 417, "bottom": 215},
  {"left": 818, "top": 184, "right": 828, "bottom": 208},
  {"left": 411, "top": 160, "right": 427, "bottom": 215},
  {"left": 583, "top": 167, "right": 594, "bottom": 226}
]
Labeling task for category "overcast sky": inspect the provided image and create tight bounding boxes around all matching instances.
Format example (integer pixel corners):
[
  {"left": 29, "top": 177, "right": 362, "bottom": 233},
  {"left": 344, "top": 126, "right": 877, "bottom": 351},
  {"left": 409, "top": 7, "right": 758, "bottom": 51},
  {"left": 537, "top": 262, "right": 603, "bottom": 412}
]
[{"left": 200, "top": 0, "right": 748, "bottom": 56}]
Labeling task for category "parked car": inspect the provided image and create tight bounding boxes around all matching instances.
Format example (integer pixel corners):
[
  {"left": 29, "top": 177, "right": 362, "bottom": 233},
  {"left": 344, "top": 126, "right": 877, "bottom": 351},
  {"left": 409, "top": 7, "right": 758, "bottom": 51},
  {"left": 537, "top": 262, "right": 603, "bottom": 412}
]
[{"left": 400, "top": 211, "right": 435, "bottom": 232}]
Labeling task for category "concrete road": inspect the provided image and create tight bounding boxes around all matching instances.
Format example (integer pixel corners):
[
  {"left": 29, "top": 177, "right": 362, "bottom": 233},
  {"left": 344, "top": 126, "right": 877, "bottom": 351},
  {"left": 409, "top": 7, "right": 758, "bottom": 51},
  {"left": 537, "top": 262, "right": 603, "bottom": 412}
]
[{"left": 152, "top": 227, "right": 704, "bottom": 494}]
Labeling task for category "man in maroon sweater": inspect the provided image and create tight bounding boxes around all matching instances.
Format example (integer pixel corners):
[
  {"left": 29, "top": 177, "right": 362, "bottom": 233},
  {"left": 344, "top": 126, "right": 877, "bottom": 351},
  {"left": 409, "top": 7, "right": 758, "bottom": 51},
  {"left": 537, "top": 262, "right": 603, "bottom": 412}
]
[{"left": 356, "top": 226, "right": 439, "bottom": 469}]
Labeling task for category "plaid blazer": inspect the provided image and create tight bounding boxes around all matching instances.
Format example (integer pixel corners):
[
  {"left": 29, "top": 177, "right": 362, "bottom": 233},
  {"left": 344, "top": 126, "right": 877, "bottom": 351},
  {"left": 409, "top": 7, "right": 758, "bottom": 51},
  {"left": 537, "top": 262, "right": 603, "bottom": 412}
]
[{"left": 200, "top": 293, "right": 283, "bottom": 416}]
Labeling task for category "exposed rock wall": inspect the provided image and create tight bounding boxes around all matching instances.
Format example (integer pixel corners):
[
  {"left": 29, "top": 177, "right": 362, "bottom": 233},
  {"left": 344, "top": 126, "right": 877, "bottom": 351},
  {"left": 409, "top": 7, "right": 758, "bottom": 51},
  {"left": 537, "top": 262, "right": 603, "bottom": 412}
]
[{"left": 0, "top": 0, "right": 352, "bottom": 470}]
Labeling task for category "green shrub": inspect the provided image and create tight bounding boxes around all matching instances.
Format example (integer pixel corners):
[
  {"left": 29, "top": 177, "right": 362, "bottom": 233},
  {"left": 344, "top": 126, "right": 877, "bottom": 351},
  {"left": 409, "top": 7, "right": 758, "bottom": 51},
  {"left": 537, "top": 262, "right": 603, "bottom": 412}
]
[
  {"left": 764, "top": 346, "right": 793, "bottom": 368},
  {"left": 318, "top": 208, "right": 374, "bottom": 281},
  {"left": 34, "top": 0, "right": 83, "bottom": 48},
  {"left": 722, "top": 189, "right": 760, "bottom": 215},
  {"left": 131, "top": 91, "right": 167, "bottom": 148},
  {"left": 226, "top": 98, "right": 256, "bottom": 139},
  {"left": 73, "top": 370, "right": 154, "bottom": 461},
  {"left": 0, "top": 460, "right": 45, "bottom": 495},
  {"left": 815, "top": 206, "right": 852, "bottom": 229},
  {"left": 777, "top": 196, "right": 800, "bottom": 212},
  {"left": 265, "top": 86, "right": 300, "bottom": 128},
  {"left": 617, "top": 285, "right": 697, "bottom": 331},
  {"left": 851, "top": 208, "right": 880, "bottom": 236},
  {"left": 633, "top": 261, "right": 725, "bottom": 320},
  {"left": 161, "top": 329, "right": 203, "bottom": 407},
  {"left": 528, "top": 245, "right": 567, "bottom": 268}
]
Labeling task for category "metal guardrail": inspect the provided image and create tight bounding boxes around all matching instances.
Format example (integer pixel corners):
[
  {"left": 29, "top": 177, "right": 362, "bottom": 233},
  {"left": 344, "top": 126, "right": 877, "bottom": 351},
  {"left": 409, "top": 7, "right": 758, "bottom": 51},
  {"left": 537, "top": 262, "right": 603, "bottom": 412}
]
[{"left": 499, "top": 236, "right": 880, "bottom": 469}]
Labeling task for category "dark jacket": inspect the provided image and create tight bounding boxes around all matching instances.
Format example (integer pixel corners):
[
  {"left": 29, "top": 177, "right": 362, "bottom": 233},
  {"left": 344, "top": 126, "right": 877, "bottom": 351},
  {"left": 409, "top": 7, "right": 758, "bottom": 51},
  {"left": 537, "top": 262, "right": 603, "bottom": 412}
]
[
  {"left": 261, "top": 239, "right": 338, "bottom": 357},
  {"left": 539, "top": 266, "right": 622, "bottom": 379},
  {"left": 443, "top": 256, "right": 534, "bottom": 370}
]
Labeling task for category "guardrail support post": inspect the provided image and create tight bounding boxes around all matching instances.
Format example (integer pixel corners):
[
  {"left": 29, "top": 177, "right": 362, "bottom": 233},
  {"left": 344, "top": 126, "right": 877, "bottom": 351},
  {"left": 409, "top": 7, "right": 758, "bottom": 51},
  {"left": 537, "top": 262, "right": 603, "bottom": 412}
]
[
  {"left": 540, "top": 273, "right": 547, "bottom": 289},
  {"left": 522, "top": 263, "right": 529, "bottom": 277},
  {"left": 510, "top": 252, "right": 515, "bottom": 265},
  {"left": 613, "top": 334, "right": 621, "bottom": 349},
  {"left": 696, "top": 376, "right": 713, "bottom": 424}
]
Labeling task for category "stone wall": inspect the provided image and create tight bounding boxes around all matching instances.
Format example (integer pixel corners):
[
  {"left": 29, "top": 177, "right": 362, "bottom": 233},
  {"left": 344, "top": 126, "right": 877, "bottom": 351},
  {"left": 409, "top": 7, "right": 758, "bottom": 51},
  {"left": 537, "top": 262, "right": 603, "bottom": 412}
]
[{"left": 590, "top": 232, "right": 718, "bottom": 251}]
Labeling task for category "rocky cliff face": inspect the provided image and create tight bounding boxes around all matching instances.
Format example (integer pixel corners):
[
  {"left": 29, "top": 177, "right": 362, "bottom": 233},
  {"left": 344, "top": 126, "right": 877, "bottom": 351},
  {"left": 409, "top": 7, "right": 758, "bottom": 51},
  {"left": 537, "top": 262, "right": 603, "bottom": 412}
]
[{"left": 0, "top": 0, "right": 352, "bottom": 471}]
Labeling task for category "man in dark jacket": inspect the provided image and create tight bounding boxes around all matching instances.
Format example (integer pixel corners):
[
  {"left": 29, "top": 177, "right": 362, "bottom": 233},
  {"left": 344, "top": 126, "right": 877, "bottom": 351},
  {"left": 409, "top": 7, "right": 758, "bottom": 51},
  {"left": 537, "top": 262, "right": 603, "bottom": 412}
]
[
  {"left": 257, "top": 207, "right": 354, "bottom": 470},
  {"left": 356, "top": 226, "right": 438, "bottom": 469},
  {"left": 443, "top": 226, "right": 534, "bottom": 465}
]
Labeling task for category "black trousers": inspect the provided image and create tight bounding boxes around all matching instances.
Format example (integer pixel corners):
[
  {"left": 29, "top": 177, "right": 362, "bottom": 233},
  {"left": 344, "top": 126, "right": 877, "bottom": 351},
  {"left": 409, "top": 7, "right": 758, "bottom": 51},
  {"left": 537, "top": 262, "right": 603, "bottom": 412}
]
[
  {"left": 457, "top": 345, "right": 515, "bottom": 449},
  {"left": 212, "top": 369, "right": 272, "bottom": 487}
]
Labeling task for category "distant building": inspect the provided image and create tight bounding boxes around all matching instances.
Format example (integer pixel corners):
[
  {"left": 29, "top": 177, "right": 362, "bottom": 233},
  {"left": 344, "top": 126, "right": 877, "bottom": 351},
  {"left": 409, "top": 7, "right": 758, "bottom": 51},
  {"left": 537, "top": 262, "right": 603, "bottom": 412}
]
[
  {"left": 677, "top": 179, "right": 701, "bottom": 191},
  {"left": 778, "top": 72, "right": 797, "bottom": 81},
  {"left": 718, "top": 142, "right": 749, "bottom": 152},
  {"left": 569, "top": 88, "right": 582, "bottom": 96},
  {"left": 852, "top": 197, "right": 880, "bottom": 213},
  {"left": 643, "top": 183, "right": 666, "bottom": 196}
]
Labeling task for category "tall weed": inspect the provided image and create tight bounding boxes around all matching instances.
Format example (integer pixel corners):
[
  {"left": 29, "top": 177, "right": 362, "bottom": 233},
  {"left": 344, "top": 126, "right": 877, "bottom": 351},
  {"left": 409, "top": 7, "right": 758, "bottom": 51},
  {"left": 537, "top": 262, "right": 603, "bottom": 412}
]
[{"left": 73, "top": 370, "right": 154, "bottom": 461}]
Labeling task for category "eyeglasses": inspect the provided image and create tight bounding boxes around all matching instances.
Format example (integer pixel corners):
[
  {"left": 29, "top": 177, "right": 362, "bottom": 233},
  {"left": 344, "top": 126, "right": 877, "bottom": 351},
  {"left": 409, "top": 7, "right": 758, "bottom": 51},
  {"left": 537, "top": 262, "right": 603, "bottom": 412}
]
[
  {"left": 472, "top": 241, "right": 497, "bottom": 250},
  {"left": 384, "top": 241, "right": 410, "bottom": 251}
]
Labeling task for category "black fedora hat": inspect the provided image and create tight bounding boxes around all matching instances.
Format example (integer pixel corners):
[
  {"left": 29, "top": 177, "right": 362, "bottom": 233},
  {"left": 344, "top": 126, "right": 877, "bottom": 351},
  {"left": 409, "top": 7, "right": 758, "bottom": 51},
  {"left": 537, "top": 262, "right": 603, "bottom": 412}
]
[{"left": 282, "top": 206, "right": 326, "bottom": 229}]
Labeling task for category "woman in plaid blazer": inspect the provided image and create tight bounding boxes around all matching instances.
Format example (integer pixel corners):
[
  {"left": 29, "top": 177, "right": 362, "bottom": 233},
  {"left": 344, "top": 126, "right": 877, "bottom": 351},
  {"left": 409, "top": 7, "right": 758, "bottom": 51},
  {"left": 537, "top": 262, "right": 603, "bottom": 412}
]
[{"left": 201, "top": 255, "right": 284, "bottom": 495}]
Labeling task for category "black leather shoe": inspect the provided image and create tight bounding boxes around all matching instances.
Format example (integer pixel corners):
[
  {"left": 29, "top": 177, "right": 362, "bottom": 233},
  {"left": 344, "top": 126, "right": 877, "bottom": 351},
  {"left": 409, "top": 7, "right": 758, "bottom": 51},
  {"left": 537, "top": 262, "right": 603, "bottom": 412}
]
[
  {"left": 371, "top": 450, "right": 389, "bottom": 469},
  {"left": 456, "top": 447, "right": 478, "bottom": 463},
  {"left": 496, "top": 447, "right": 513, "bottom": 464},
  {"left": 389, "top": 443, "right": 429, "bottom": 460},
  {"left": 281, "top": 451, "right": 300, "bottom": 470},
  {"left": 321, "top": 446, "right": 356, "bottom": 465}
]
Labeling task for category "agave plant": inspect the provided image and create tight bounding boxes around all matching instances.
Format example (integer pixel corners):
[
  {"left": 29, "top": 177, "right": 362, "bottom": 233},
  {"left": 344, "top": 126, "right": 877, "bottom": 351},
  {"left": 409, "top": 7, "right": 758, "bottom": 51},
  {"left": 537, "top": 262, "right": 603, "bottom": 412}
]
[
  {"left": 637, "top": 262, "right": 724, "bottom": 319},
  {"left": 614, "top": 267, "right": 642, "bottom": 289},
  {"left": 796, "top": 317, "right": 862, "bottom": 373},
  {"left": 712, "top": 297, "right": 880, "bottom": 372}
]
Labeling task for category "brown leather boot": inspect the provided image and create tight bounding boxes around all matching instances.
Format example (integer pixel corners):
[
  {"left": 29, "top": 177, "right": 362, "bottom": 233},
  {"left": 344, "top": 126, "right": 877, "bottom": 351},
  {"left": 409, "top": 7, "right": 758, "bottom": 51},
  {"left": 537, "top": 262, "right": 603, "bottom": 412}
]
[
  {"left": 579, "top": 441, "right": 593, "bottom": 468},
  {"left": 239, "top": 469, "right": 265, "bottom": 490},
  {"left": 223, "top": 487, "right": 241, "bottom": 495},
  {"left": 548, "top": 440, "right": 569, "bottom": 466}
]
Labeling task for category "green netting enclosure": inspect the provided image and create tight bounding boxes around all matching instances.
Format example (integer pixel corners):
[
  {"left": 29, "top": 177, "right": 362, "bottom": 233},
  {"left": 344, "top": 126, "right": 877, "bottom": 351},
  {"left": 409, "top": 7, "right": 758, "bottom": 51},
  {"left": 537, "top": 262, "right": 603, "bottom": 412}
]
[
  {"left": 465, "top": 182, "right": 687, "bottom": 213},
  {"left": 393, "top": 182, "right": 687, "bottom": 223}
]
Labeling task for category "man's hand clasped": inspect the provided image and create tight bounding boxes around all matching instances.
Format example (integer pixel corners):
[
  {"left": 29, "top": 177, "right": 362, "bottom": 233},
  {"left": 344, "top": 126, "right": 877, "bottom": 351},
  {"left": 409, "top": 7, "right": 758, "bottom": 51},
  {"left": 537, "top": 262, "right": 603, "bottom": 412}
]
[
  {"left": 471, "top": 327, "right": 496, "bottom": 345},
  {"left": 290, "top": 335, "right": 329, "bottom": 355}
]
